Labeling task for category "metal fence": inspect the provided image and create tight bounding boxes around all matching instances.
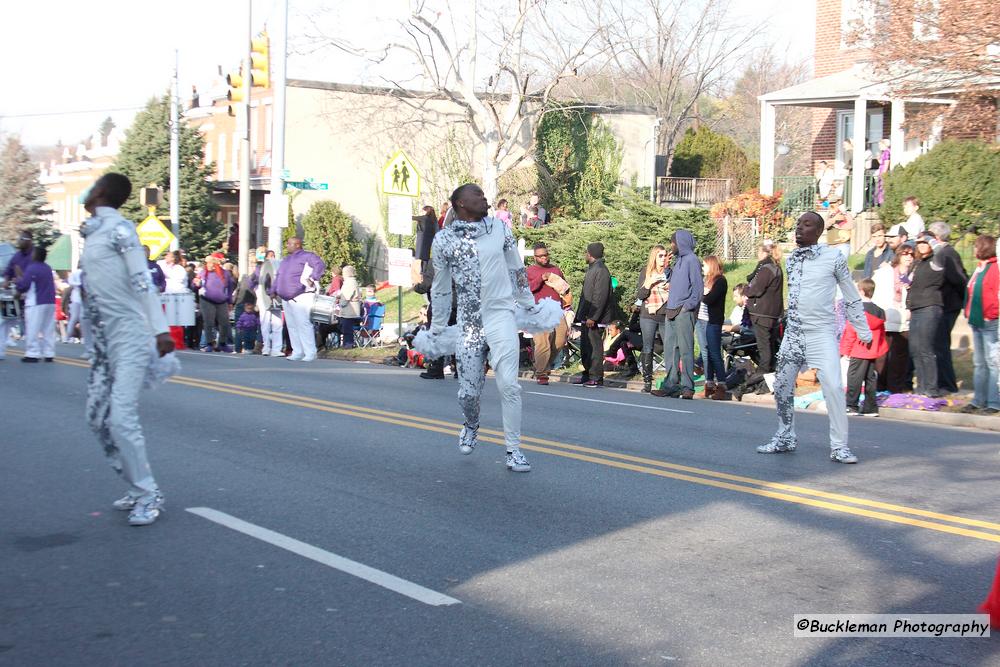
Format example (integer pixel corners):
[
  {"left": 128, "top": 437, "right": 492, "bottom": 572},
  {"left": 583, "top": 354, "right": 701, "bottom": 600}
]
[
  {"left": 714, "top": 216, "right": 761, "bottom": 262},
  {"left": 773, "top": 176, "right": 816, "bottom": 220}
]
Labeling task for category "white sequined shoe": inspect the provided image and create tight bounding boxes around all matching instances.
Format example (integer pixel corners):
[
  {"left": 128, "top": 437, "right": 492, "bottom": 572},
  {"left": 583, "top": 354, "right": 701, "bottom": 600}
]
[
  {"left": 458, "top": 425, "right": 477, "bottom": 455},
  {"left": 505, "top": 449, "right": 531, "bottom": 472},
  {"left": 128, "top": 493, "right": 165, "bottom": 526}
]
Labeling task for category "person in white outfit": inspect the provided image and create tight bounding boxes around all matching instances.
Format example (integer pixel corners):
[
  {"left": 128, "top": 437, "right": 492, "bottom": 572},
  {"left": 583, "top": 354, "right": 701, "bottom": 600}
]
[
  {"left": 416, "top": 184, "right": 562, "bottom": 473},
  {"left": 251, "top": 250, "right": 283, "bottom": 356},
  {"left": 757, "top": 212, "right": 872, "bottom": 464},
  {"left": 81, "top": 173, "right": 175, "bottom": 526}
]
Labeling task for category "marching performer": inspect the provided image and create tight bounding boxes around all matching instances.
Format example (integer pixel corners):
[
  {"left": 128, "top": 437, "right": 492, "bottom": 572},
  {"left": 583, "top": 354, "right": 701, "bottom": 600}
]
[
  {"left": 0, "top": 230, "right": 33, "bottom": 360},
  {"left": 14, "top": 245, "right": 57, "bottom": 362},
  {"left": 271, "top": 237, "right": 325, "bottom": 361},
  {"left": 757, "top": 212, "right": 871, "bottom": 464},
  {"left": 80, "top": 173, "right": 175, "bottom": 526},
  {"left": 415, "top": 184, "right": 562, "bottom": 472}
]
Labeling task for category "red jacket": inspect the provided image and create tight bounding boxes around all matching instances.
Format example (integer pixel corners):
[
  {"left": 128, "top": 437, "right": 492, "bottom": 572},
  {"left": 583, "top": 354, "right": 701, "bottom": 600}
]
[
  {"left": 840, "top": 306, "right": 889, "bottom": 360},
  {"left": 965, "top": 258, "right": 999, "bottom": 321}
]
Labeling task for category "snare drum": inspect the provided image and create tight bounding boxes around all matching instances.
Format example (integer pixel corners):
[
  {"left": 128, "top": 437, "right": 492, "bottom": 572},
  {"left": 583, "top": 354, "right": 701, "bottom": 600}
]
[
  {"left": 161, "top": 291, "right": 196, "bottom": 326},
  {"left": 309, "top": 294, "right": 339, "bottom": 325},
  {"left": 0, "top": 288, "right": 21, "bottom": 320}
]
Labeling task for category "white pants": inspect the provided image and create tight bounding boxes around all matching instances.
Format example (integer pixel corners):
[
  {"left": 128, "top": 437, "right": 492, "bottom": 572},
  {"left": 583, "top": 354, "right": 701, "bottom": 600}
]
[
  {"left": 67, "top": 301, "right": 82, "bottom": 340},
  {"left": 87, "top": 317, "right": 159, "bottom": 498},
  {"left": 771, "top": 326, "right": 848, "bottom": 450},
  {"left": 457, "top": 309, "right": 522, "bottom": 450},
  {"left": 260, "top": 308, "right": 284, "bottom": 355},
  {"left": 0, "top": 315, "right": 20, "bottom": 358},
  {"left": 283, "top": 293, "right": 316, "bottom": 359},
  {"left": 24, "top": 304, "right": 56, "bottom": 359}
]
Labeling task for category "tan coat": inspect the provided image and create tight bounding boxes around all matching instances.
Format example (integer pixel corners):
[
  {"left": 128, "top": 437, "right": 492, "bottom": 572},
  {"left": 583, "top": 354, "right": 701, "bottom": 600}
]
[{"left": 338, "top": 277, "right": 362, "bottom": 319}]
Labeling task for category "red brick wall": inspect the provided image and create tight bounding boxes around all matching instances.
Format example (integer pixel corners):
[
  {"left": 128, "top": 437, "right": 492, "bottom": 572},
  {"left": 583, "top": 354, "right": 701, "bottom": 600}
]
[
  {"left": 815, "top": 0, "right": 871, "bottom": 77},
  {"left": 811, "top": 110, "right": 839, "bottom": 172}
]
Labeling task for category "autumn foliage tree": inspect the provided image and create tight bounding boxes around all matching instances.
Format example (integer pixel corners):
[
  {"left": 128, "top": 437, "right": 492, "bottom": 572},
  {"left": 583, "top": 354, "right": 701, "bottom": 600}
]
[{"left": 849, "top": 0, "right": 1000, "bottom": 137}]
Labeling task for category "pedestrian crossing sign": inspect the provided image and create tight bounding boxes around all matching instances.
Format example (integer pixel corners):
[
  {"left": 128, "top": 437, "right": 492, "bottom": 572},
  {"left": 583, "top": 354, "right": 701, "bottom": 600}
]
[
  {"left": 136, "top": 215, "right": 176, "bottom": 259},
  {"left": 381, "top": 150, "right": 421, "bottom": 197}
]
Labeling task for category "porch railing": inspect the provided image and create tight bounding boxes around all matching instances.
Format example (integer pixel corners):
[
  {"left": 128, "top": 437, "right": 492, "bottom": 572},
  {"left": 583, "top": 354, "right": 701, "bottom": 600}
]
[
  {"left": 773, "top": 176, "right": 816, "bottom": 220},
  {"left": 656, "top": 177, "right": 732, "bottom": 207}
]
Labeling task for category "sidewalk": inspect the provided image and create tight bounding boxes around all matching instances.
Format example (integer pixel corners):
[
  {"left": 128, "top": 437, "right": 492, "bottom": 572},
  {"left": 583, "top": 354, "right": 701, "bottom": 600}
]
[{"left": 518, "top": 370, "right": 1000, "bottom": 434}]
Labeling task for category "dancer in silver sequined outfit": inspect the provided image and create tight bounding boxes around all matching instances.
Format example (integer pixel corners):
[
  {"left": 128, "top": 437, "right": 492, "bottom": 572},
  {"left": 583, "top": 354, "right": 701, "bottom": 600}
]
[
  {"left": 81, "top": 174, "right": 175, "bottom": 525},
  {"left": 757, "top": 212, "right": 871, "bottom": 464},
  {"left": 418, "top": 184, "right": 561, "bottom": 472}
]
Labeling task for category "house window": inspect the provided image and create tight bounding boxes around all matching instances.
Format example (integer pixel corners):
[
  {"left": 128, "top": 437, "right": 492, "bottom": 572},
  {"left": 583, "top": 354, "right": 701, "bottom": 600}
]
[{"left": 836, "top": 108, "right": 884, "bottom": 172}]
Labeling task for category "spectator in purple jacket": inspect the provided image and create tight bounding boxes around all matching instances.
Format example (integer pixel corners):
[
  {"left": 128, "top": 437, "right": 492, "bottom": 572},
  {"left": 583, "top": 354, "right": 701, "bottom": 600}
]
[
  {"left": 192, "top": 252, "right": 234, "bottom": 352},
  {"left": 234, "top": 302, "right": 260, "bottom": 355},
  {"left": 15, "top": 246, "right": 57, "bottom": 362},
  {"left": 144, "top": 245, "right": 166, "bottom": 293}
]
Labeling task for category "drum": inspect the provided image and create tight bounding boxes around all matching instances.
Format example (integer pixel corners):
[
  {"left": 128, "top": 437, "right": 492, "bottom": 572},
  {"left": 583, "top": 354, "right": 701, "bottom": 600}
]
[
  {"left": 161, "top": 291, "right": 196, "bottom": 326},
  {"left": 309, "top": 294, "right": 339, "bottom": 325},
  {"left": 0, "top": 288, "right": 20, "bottom": 320}
]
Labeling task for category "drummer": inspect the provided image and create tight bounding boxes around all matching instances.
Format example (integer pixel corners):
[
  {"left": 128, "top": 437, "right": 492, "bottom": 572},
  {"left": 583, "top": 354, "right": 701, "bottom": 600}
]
[
  {"left": 0, "top": 229, "right": 33, "bottom": 361},
  {"left": 270, "top": 237, "right": 325, "bottom": 362}
]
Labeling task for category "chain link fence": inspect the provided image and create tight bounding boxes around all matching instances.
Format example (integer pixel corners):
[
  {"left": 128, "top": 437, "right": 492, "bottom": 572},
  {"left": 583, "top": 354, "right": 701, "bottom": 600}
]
[{"left": 715, "top": 216, "right": 761, "bottom": 262}]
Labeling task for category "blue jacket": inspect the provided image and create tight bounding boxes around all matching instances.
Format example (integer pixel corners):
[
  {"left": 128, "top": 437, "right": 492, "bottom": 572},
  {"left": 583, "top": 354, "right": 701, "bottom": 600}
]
[{"left": 665, "top": 229, "right": 703, "bottom": 312}]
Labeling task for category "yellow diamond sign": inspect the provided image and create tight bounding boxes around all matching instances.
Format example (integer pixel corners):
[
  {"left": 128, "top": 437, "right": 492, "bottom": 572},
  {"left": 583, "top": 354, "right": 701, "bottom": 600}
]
[
  {"left": 136, "top": 215, "right": 176, "bottom": 260},
  {"left": 381, "top": 150, "right": 421, "bottom": 197}
]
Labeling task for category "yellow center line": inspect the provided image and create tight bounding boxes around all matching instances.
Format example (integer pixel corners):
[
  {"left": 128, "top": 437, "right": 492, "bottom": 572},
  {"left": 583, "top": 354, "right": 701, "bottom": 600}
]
[{"left": 35, "top": 352, "right": 1000, "bottom": 543}]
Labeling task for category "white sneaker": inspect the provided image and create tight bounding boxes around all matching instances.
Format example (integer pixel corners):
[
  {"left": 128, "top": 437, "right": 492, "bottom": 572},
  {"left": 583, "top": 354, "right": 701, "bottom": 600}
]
[
  {"left": 287, "top": 354, "right": 304, "bottom": 361},
  {"left": 112, "top": 493, "right": 137, "bottom": 511},
  {"left": 127, "top": 492, "right": 164, "bottom": 526},
  {"left": 458, "top": 425, "right": 477, "bottom": 455},
  {"left": 300, "top": 355, "right": 316, "bottom": 362},
  {"left": 505, "top": 449, "right": 531, "bottom": 472}
]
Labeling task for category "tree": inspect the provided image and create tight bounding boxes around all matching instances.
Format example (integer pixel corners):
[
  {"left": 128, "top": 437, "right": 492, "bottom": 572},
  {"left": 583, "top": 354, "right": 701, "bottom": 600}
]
[
  {"left": 669, "top": 126, "right": 758, "bottom": 191},
  {"left": 848, "top": 0, "right": 1000, "bottom": 137},
  {"left": 111, "top": 96, "right": 221, "bottom": 259},
  {"left": 881, "top": 140, "right": 1000, "bottom": 236},
  {"left": 592, "top": 0, "right": 761, "bottom": 175},
  {"left": 312, "top": 0, "right": 612, "bottom": 202},
  {"left": 300, "top": 200, "right": 368, "bottom": 285},
  {"left": 707, "top": 48, "right": 812, "bottom": 177},
  {"left": 0, "top": 136, "right": 53, "bottom": 245}
]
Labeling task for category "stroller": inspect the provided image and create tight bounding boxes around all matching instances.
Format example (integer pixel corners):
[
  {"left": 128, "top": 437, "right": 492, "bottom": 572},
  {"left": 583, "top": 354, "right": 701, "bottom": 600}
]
[{"left": 721, "top": 328, "right": 759, "bottom": 372}]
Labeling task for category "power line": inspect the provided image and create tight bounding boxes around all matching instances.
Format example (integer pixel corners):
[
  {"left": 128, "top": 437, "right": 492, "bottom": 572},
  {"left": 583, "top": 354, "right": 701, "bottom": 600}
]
[{"left": 0, "top": 106, "right": 146, "bottom": 119}]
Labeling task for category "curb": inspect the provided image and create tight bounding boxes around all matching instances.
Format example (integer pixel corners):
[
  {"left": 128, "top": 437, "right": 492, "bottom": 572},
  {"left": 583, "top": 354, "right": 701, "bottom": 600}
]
[{"left": 516, "top": 370, "right": 1000, "bottom": 433}]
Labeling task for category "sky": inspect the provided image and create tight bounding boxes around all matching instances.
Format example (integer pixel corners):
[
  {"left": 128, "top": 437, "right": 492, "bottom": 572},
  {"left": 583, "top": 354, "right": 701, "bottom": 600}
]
[{"left": 1, "top": 0, "right": 815, "bottom": 149}]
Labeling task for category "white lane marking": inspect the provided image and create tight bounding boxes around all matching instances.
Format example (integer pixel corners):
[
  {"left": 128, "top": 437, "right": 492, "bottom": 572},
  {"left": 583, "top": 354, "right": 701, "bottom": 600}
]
[
  {"left": 186, "top": 507, "right": 460, "bottom": 606},
  {"left": 526, "top": 391, "right": 694, "bottom": 414},
  {"left": 175, "top": 350, "right": 242, "bottom": 360}
]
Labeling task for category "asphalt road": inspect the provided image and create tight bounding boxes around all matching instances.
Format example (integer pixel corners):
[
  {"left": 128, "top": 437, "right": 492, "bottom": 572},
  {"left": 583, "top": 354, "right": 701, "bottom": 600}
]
[{"left": 2, "top": 345, "right": 999, "bottom": 666}]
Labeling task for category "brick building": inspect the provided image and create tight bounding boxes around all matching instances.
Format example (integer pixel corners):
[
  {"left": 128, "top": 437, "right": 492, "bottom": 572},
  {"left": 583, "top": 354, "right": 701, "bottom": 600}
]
[{"left": 758, "top": 0, "right": 999, "bottom": 216}]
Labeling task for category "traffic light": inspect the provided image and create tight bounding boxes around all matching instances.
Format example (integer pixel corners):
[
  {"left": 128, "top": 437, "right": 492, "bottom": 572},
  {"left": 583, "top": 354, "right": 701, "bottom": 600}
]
[
  {"left": 226, "top": 67, "right": 245, "bottom": 116},
  {"left": 250, "top": 31, "right": 269, "bottom": 88}
]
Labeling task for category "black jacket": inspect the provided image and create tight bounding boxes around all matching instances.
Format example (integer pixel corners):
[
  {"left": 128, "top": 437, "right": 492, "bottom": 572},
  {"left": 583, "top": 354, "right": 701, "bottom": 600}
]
[
  {"left": 412, "top": 213, "right": 437, "bottom": 262},
  {"left": 577, "top": 258, "right": 613, "bottom": 324},
  {"left": 703, "top": 276, "right": 728, "bottom": 325},
  {"left": 935, "top": 244, "right": 968, "bottom": 312},
  {"left": 906, "top": 255, "right": 945, "bottom": 311},
  {"left": 744, "top": 258, "right": 783, "bottom": 321}
]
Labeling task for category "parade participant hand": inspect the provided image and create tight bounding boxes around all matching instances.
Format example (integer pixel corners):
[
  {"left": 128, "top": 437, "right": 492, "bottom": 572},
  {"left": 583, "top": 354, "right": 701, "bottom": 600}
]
[
  {"left": 156, "top": 333, "right": 175, "bottom": 357},
  {"left": 586, "top": 318, "right": 596, "bottom": 328}
]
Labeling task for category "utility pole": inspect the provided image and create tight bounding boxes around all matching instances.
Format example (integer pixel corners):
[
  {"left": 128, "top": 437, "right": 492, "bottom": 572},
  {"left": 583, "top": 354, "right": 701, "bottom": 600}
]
[
  {"left": 238, "top": 0, "right": 253, "bottom": 276},
  {"left": 169, "top": 50, "right": 180, "bottom": 250},
  {"left": 268, "top": 0, "right": 288, "bottom": 258}
]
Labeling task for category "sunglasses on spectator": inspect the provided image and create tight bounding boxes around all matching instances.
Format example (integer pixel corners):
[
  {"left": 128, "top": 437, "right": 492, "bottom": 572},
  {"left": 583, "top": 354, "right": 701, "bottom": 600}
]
[{"left": 534, "top": 253, "right": 548, "bottom": 257}]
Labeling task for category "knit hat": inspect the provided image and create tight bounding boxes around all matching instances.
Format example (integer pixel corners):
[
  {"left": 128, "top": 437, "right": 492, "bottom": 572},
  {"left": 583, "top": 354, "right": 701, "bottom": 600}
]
[{"left": 586, "top": 242, "right": 604, "bottom": 259}]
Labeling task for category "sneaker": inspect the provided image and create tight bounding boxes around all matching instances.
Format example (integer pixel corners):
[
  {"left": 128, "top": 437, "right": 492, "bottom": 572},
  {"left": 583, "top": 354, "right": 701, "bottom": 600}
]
[
  {"left": 756, "top": 439, "right": 797, "bottom": 454},
  {"left": 200, "top": 346, "right": 212, "bottom": 353},
  {"left": 112, "top": 493, "right": 138, "bottom": 511},
  {"left": 458, "top": 425, "right": 477, "bottom": 455},
  {"left": 287, "top": 353, "right": 304, "bottom": 361},
  {"left": 983, "top": 408, "right": 999, "bottom": 416},
  {"left": 536, "top": 376, "right": 549, "bottom": 385},
  {"left": 127, "top": 493, "right": 164, "bottom": 526},
  {"left": 505, "top": 449, "right": 531, "bottom": 472},
  {"left": 651, "top": 385, "right": 681, "bottom": 398},
  {"left": 584, "top": 379, "right": 603, "bottom": 388},
  {"left": 959, "top": 404, "right": 982, "bottom": 414},
  {"left": 300, "top": 355, "right": 316, "bottom": 362},
  {"left": 679, "top": 389, "right": 694, "bottom": 400},
  {"left": 859, "top": 410, "right": 879, "bottom": 418},
  {"left": 21, "top": 357, "right": 39, "bottom": 363},
  {"left": 420, "top": 371, "right": 445, "bottom": 379},
  {"left": 241, "top": 350, "right": 254, "bottom": 355},
  {"left": 830, "top": 446, "right": 858, "bottom": 464},
  {"left": 220, "top": 345, "right": 234, "bottom": 353},
  {"left": 845, "top": 407, "right": 861, "bottom": 416},
  {"left": 570, "top": 376, "right": 591, "bottom": 385}
]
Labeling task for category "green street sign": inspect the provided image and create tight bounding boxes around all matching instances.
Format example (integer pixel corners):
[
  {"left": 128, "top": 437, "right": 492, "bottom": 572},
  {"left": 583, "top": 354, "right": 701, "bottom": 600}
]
[{"left": 285, "top": 180, "right": 328, "bottom": 191}]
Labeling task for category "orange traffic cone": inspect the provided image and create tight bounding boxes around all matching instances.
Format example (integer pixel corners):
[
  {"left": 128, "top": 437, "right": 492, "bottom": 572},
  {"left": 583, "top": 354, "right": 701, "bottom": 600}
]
[{"left": 978, "top": 555, "right": 1000, "bottom": 629}]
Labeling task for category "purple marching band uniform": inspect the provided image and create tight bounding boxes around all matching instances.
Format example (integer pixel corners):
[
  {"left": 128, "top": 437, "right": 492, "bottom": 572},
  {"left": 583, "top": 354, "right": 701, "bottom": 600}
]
[
  {"left": 0, "top": 243, "right": 33, "bottom": 360},
  {"left": 15, "top": 259, "right": 57, "bottom": 360},
  {"left": 270, "top": 249, "right": 325, "bottom": 361}
]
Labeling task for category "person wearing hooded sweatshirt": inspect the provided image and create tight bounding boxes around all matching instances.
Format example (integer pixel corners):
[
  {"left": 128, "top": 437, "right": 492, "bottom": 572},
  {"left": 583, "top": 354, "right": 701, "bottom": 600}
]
[
  {"left": 652, "top": 229, "right": 702, "bottom": 399},
  {"left": 193, "top": 253, "right": 234, "bottom": 352}
]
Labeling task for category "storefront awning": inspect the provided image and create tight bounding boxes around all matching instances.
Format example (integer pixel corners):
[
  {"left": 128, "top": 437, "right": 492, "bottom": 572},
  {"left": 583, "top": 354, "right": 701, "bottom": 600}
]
[{"left": 47, "top": 234, "right": 73, "bottom": 271}]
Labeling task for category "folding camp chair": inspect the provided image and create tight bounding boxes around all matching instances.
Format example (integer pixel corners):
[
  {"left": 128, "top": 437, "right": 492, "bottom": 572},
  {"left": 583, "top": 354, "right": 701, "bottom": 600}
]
[{"left": 354, "top": 303, "right": 386, "bottom": 348}]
